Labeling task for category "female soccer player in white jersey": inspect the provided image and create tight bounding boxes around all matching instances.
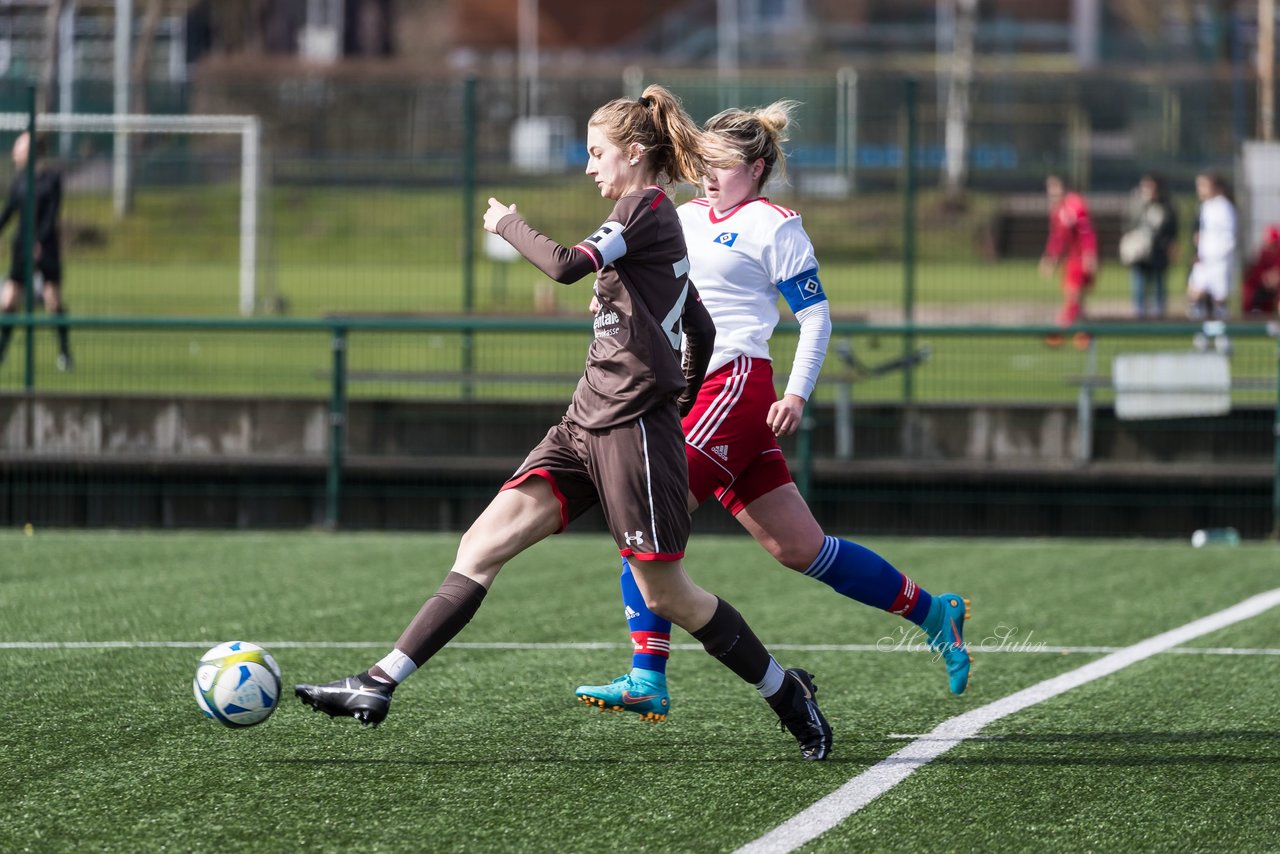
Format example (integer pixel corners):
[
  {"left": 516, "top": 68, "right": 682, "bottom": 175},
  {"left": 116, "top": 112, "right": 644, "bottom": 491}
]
[
  {"left": 575, "top": 101, "right": 971, "bottom": 722},
  {"left": 296, "top": 86, "right": 832, "bottom": 761}
]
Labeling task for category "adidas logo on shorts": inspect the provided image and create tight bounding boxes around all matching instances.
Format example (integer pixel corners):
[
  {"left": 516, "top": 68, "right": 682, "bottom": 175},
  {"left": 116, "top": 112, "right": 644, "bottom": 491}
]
[{"left": 711, "top": 444, "right": 730, "bottom": 461}]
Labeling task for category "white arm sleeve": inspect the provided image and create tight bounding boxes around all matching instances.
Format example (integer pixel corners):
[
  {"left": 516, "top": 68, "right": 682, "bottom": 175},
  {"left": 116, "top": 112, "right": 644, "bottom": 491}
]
[
  {"left": 765, "top": 215, "right": 829, "bottom": 401},
  {"left": 783, "top": 300, "right": 831, "bottom": 401}
]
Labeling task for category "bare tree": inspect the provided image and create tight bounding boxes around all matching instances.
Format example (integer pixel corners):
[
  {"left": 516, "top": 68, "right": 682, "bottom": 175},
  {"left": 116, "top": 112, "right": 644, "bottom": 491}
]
[
  {"left": 211, "top": 0, "right": 268, "bottom": 56},
  {"left": 1110, "top": 0, "right": 1164, "bottom": 40},
  {"left": 942, "top": 0, "right": 978, "bottom": 206},
  {"left": 131, "top": 0, "right": 173, "bottom": 116},
  {"left": 39, "top": 0, "right": 71, "bottom": 113}
]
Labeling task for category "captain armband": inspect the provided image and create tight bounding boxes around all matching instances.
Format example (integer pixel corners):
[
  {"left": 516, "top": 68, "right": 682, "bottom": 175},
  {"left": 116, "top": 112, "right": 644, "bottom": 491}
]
[{"left": 776, "top": 268, "right": 826, "bottom": 313}]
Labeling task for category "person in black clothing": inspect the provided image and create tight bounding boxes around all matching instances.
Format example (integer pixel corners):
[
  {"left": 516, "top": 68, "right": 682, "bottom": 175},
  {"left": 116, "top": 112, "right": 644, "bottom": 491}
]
[{"left": 0, "top": 132, "right": 71, "bottom": 370}]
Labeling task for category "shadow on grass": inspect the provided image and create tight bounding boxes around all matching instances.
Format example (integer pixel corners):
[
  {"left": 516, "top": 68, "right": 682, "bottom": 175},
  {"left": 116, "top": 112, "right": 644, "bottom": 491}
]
[
  {"left": 265, "top": 756, "right": 873, "bottom": 767},
  {"left": 872, "top": 729, "right": 1280, "bottom": 768},
  {"left": 943, "top": 730, "right": 1280, "bottom": 745},
  {"left": 257, "top": 732, "right": 1280, "bottom": 773}
]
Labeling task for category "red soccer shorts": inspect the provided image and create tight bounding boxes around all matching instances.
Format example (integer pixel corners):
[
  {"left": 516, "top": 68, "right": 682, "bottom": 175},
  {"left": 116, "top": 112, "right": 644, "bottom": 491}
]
[{"left": 682, "top": 355, "right": 793, "bottom": 516}]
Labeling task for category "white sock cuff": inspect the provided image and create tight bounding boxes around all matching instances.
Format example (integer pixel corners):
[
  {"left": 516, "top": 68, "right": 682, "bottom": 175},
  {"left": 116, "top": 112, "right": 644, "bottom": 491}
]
[
  {"left": 375, "top": 648, "right": 418, "bottom": 684},
  {"left": 803, "top": 536, "right": 840, "bottom": 580},
  {"left": 755, "top": 658, "right": 786, "bottom": 699}
]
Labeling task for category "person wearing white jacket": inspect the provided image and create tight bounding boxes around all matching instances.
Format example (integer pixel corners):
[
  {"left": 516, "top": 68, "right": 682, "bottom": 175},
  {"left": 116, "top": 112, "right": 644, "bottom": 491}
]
[{"left": 1187, "top": 172, "right": 1237, "bottom": 352}]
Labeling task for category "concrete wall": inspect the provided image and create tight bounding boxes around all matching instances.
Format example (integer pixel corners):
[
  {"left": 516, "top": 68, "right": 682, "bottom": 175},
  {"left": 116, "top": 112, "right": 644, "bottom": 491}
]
[
  {"left": 0, "top": 395, "right": 330, "bottom": 459},
  {"left": 1, "top": 393, "right": 1272, "bottom": 536},
  {"left": 3, "top": 394, "right": 1271, "bottom": 465}
]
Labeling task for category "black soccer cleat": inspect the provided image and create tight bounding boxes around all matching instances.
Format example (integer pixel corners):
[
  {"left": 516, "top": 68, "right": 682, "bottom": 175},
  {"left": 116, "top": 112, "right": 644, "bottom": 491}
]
[
  {"left": 775, "top": 669, "right": 833, "bottom": 761},
  {"left": 295, "top": 675, "right": 393, "bottom": 727}
]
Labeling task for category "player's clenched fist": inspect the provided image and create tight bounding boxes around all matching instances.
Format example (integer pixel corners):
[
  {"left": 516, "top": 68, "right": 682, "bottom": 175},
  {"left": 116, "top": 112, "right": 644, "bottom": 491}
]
[
  {"left": 766, "top": 394, "right": 806, "bottom": 437},
  {"left": 483, "top": 197, "right": 517, "bottom": 233}
]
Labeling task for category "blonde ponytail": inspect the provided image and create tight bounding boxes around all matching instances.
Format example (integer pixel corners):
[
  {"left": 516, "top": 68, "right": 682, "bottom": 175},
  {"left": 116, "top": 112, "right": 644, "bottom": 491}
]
[{"left": 704, "top": 99, "right": 800, "bottom": 189}]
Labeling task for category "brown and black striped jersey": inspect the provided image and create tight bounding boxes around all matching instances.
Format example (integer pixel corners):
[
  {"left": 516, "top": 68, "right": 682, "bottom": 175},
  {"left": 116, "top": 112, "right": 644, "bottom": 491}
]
[{"left": 496, "top": 186, "right": 713, "bottom": 429}]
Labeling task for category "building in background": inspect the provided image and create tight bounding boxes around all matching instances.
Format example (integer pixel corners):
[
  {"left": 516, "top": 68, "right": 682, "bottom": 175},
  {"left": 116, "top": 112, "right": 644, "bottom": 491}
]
[
  {"left": 0, "top": 1, "right": 1272, "bottom": 191},
  {"left": 0, "top": 2, "right": 1269, "bottom": 90}
]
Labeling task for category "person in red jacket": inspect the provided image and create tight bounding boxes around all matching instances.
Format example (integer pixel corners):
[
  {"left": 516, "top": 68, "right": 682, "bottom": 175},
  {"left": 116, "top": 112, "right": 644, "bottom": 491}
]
[
  {"left": 1039, "top": 174, "right": 1098, "bottom": 348},
  {"left": 1242, "top": 225, "right": 1280, "bottom": 317}
]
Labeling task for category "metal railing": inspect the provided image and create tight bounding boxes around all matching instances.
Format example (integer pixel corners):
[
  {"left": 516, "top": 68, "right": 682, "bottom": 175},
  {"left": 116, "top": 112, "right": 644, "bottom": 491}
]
[{"left": 1, "top": 315, "right": 1276, "bottom": 536}]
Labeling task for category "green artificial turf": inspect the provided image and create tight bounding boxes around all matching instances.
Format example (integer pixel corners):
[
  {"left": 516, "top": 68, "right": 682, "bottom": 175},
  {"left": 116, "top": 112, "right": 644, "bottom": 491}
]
[{"left": 2, "top": 532, "right": 1278, "bottom": 851}]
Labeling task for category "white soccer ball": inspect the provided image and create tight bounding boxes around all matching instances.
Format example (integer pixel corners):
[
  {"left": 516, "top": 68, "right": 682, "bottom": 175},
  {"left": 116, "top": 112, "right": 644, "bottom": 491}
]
[{"left": 193, "top": 641, "right": 282, "bottom": 728}]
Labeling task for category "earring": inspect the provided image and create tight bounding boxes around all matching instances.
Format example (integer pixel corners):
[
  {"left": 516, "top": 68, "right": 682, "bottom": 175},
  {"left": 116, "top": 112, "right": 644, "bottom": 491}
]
[{"left": 629, "top": 158, "right": 639, "bottom": 166}]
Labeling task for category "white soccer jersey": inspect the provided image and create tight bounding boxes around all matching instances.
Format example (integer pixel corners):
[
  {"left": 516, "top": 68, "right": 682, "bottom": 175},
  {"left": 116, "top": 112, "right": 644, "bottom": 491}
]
[
  {"left": 678, "top": 196, "right": 830, "bottom": 400},
  {"left": 1196, "top": 196, "right": 1236, "bottom": 265},
  {"left": 1188, "top": 196, "right": 1237, "bottom": 303}
]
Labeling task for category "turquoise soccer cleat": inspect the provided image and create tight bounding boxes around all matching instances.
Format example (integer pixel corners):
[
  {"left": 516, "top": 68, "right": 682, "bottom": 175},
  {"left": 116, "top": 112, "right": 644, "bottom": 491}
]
[
  {"left": 575, "top": 668, "right": 670, "bottom": 723},
  {"left": 922, "top": 593, "right": 972, "bottom": 695}
]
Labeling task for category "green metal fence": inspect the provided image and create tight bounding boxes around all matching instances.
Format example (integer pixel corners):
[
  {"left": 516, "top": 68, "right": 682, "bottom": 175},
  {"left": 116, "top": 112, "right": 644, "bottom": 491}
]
[
  {"left": 0, "top": 72, "right": 1272, "bottom": 326},
  {"left": 0, "top": 71, "right": 1277, "bottom": 538},
  {"left": 1, "top": 316, "right": 1275, "bottom": 539}
]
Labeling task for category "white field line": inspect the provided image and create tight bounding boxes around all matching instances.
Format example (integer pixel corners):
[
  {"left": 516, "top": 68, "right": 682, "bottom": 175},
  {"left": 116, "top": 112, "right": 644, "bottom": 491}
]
[
  {"left": 734, "top": 587, "right": 1280, "bottom": 854},
  {"left": 3, "top": 640, "right": 1280, "bottom": 655}
]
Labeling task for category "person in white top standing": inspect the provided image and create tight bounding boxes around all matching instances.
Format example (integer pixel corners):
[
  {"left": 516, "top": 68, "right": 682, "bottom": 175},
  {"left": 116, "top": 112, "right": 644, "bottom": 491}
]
[
  {"left": 575, "top": 101, "right": 972, "bottom": 723},
  {"left": 1187, "top": 172, "right": 1237, "bottom": 353},
  {"left": 1188, "top": 172, "right": 1237, "bottom": 313}
]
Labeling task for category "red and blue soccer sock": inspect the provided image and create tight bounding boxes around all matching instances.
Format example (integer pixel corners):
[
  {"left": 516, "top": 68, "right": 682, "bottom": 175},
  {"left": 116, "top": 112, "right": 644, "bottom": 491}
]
[
  {"left": 620, "top": 557, "right": 671, "bottom": 675},
  {"left": 803, "top": 536, "right": 933, "bottom": 626}
]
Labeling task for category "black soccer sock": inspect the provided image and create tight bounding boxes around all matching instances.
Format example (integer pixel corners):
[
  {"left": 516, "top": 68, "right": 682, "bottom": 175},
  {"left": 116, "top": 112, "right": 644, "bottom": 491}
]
[
  {"left": 0, "top": 320, "right": 12, "bottom": 363},
  {"left": 54, "top": 305, "right": 70, "bottom": 356},
  {"left": 354, "top": 672, "right": 391, "bottom": 690},
  {"left": 389, "top": 572, "right": 488, "bottom": 667},
  {"left": 691, "top": 597, "right": 773, "bottom": 687},
  {"left": 763, "top": 670, "right": 801, "bottom": 713}
]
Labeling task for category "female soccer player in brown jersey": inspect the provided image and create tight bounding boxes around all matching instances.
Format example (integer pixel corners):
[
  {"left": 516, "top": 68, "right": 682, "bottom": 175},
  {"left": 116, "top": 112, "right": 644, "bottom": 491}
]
[{"left": 295, "top": 85, "right": 832, "bottom": 760}]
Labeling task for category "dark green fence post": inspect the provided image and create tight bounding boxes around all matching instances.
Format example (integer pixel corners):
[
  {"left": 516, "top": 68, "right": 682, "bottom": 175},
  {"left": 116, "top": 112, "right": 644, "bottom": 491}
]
[
  {"left": 901, "top": 78, "right": 917, "bottom": 403},
  {"left": 22, "top": 84, "right": 36, "bottom": 392},
  {"left": 461, "top": 76, "right": 478, "bottom": 399},
  {"left": 1272, "top": 334, "right": 1280, "bottom": 539},
  {"left": 326, "top": 326, "right": 348, "bottom": 529},
  {"left": 794, "top": 407, "right": 814, "bottom": 502}
]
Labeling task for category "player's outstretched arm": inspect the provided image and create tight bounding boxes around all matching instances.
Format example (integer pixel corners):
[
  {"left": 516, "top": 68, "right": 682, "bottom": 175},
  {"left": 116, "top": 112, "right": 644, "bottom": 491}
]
[{"left": 487, "top": 197, "right": 598, "bottom": 285}]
